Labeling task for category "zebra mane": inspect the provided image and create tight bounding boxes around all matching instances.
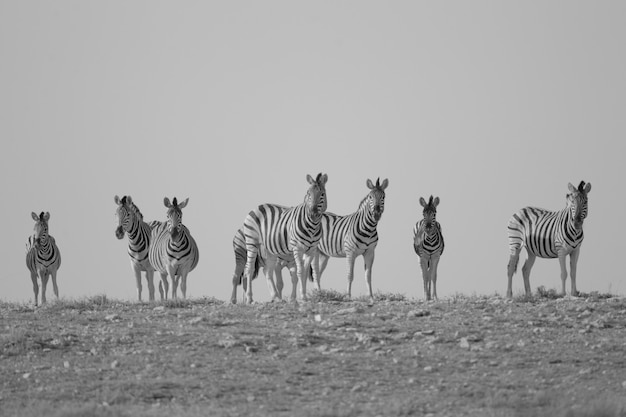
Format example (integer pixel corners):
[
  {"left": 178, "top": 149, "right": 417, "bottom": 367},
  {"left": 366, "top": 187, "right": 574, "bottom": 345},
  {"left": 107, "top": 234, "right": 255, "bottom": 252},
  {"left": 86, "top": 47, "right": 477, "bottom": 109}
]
[
  {"left": 39, "top": 212, "right": 45, "bottom": 221},
  {"left": 577, "top": 181, "right": 586, "bottom": 193}
]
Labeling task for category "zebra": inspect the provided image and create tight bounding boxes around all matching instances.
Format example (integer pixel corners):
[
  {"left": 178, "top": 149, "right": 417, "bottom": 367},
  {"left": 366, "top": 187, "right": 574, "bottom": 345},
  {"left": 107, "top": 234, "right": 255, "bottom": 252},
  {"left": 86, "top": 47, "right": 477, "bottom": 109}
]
[
  {"left": 149, "top": 197, "right": 199, "bottom": 299},
  {"left": 114, "top": 195, "right": 165, "bottom": 301},
  {"left": 242, "top": 173, "right": 328, "bottom": 303},
  {"left": 506, "top": 181, "right": 592, "bottom": 298},
  {"left": 316, "top": 178, "right": 389, "bottom": 301},
  {"left": 230, "top": 227, "right": 297, "bottom": 304},
  {"left": 26, "top": 211, "right": 61, "bottom": 306},
  {"left": 413, "top": 196, "right": 444, "bottom": 301}
]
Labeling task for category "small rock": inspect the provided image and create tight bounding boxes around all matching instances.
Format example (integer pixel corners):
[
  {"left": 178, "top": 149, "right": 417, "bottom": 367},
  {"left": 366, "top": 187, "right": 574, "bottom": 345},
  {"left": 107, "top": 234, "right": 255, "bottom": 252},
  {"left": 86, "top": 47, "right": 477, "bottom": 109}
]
[
  {"left": 153, "top": 306, "right": 165, "bottom": 312},
  {"left": 63, "top": 361, "right": 70, "bottom": 369},
  {"left": 245, "top": 345, "right": 258, "bottom": 353},
  {"left": 407, "top": 309, "right": 430, "bottom": 318},
  {"left": 188, "top": 317, "right": 203, "bottom": 325},
  {"left": 314, "top": 314, "right": 322, "bottom": 322},
  {"left": 423, "top": 366, "right": 433, "bottom": 372},
  {"left": 334, "top": 307, "right": 363, "bottom": 315},
  {"left": 622, "top": 381, "right": 626, "bottom": 390},
  {"left": 459, "top": 338, "right": 470, "bottom": 349},
  {"left": 111, "top": 360, "right": 119, "bottom": 369},
  {"left": 22, "top": 373, "right": 31, "bottom": 379},
  {"left": 105, "top": 314, "right": 120, "bottom": 322}
]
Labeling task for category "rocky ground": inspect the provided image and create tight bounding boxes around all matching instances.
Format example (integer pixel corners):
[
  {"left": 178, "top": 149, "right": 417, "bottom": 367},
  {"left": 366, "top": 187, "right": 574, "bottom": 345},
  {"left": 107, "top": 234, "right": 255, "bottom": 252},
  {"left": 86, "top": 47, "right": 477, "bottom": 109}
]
[{"left": 1, "top": 291, "right": 625, "bottom": 417}]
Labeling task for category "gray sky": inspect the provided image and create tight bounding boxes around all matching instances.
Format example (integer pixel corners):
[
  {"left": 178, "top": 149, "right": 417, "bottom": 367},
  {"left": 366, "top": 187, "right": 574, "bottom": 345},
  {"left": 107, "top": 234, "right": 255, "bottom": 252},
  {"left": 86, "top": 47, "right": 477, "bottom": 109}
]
[{"left": 2, "top": 1, "right": 625, "bottom": 303}]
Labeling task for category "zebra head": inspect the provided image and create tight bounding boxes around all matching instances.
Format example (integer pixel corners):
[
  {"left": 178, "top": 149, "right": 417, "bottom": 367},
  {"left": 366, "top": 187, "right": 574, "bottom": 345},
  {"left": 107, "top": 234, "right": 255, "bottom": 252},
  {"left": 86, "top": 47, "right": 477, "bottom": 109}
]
[
  {"left": 567, "top": 181, "right": 591, "bottom": 230},
  {"left": 114, "top": 195, "right": 135, "bottom": 239},
  {"left": 31, "top": 211, "right": 50, "bottom": 249},
  {"left": 164, "top": 197, "right": 189, "bottom": 240},
  {"left": 419, "top": 196, "right": 440, "bottom": 233},
  {"left": 365, "top": 178, "right": 389, "bottom": 221},
  {"left": 305, "top": 173, "right": 328, "bottom": 220}
]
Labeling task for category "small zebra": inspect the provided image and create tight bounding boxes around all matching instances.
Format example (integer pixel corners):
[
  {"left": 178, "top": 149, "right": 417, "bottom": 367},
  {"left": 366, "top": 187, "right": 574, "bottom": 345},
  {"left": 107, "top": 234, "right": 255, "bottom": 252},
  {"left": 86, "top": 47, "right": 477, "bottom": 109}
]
[
  {"left": 507, "top": 181, "right": 591, "bottom": 298},
  {"left": 149, "top": 197, "right": 199, "bottom": 299},
  {"left": 243, "top": 173, "right": 328, "bottom": 303},
  {"left": 413, "top": 196, "right": 444, "bottom": 301},
  {"left": 26, "top": 212, "right": 61, "bottom": 306},
  {"left": 114, "top": 195, "right": 164, "bottom": 301},
  {"left": 230, "top": 227, "right": 296, "bottom": 304},
  {"left": 316, "top": 178, "right": 389, "bottom": 301}
]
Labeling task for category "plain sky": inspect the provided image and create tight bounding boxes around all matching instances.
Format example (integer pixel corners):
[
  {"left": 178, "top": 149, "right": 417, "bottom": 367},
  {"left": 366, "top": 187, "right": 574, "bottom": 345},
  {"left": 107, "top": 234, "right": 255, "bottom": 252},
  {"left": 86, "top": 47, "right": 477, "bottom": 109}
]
[{"left": 1, "top": 1, "right": 624, "bottom": 304}]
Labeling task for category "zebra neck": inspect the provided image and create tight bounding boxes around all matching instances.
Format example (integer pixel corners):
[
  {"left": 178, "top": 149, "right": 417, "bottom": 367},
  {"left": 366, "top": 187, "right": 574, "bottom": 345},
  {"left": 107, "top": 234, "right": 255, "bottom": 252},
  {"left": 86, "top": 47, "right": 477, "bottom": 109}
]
[
  {"left": 37, "top": 237, "right": 54, "bottom": 255},
  {"left": 127, "top": 218, "right": 149, "bottom": 242},
  {"left": 357, "top": 207, "right": 378, "bottom": 234},
  {"left": 563, "top": 209, "right": 584, "bottom": 239}
]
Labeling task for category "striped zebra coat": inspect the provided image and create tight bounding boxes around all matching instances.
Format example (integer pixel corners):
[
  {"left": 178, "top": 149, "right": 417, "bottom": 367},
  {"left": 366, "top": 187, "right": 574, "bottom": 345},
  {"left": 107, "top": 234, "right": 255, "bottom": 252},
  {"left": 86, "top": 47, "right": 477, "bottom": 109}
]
[
  {"left": 242, "top": 173, "right": 328, "bottom": 303},
  {"left": 26, "top": 211, "right": 61, "bottom": 306},
  {"left": 316, "top": 178, "right": 388, "bottom": 301},
  {"left": 115, "top": 195, "right": 163, "bottom": 301},
  {"left": 506, "top": 181, "right": 591, "bottom": 298},
  {"left": 230, "top": 227, "right": 296, "bottom": 304},
  {"left": 413, "top": 196, "right": 444, "bottom": 301},
  {"left": 149, "top": 197, "right": 199, "bottom": 299}
]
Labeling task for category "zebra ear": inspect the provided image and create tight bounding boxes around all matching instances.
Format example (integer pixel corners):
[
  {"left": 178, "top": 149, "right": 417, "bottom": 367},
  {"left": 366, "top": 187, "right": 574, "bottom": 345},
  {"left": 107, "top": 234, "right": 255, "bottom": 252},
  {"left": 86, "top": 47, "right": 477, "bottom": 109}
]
[
  {"left": 433, "top": 197, "right": 440, "bottom": 207},
  {"left": 380, "top": 178, "right": 389, "bottom": 190},
  {"left": 164, "top": 197, "right": 172, "bottom": 208},
  {"left": 44, "top": 212, "right": 50, "bottom": 221},
  {"left": 584, "top": 182, "right": 591, "bottom": 194},
  {"left": 419, "top": 197, "right": 427, "bottom": 207},
  {"left": 126, "top": 195, "right": 133, "bottom": 205},
  {"left": 320, "top": 173, "right": 328, "bottom": 185},
  {"left": 306, "top": 174, "right": 315, "bottom": 185},
  {"left": 366, "top": 179, "right": 374, "bottom": 190},
  {"left": 31, "top": 212, "right": 39, "bottom": 221},
  {"left": 568, "top": 183, "right": 576, "bottom": 193},
  {"left": 178, "top": 198, "right": 189, "bottom": 209},
  {"left": 114, "top": 195, "right": 121, "bottom": 205}
]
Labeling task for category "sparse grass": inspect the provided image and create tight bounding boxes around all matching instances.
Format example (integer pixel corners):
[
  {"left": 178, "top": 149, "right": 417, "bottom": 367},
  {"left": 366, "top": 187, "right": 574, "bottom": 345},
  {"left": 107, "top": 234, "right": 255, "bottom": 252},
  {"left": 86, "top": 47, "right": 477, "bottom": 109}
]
[{"left": 308, "top": 288, "right": 348, "bottom": 302}]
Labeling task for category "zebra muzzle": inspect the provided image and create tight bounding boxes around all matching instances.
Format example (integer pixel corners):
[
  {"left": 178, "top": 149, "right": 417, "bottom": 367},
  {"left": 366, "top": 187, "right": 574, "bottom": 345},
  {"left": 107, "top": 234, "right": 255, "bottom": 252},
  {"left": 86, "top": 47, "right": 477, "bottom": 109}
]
[{"left": 115, "top": 226, "right": 125, "bottom": 239}]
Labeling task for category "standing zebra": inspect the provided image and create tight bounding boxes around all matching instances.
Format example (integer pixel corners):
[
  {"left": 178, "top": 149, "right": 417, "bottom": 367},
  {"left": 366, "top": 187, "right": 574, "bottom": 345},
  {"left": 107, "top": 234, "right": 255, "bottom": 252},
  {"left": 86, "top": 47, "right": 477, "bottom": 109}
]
[
  {"left": 316, "top": 178, "right": 389, "bottom": 301},
  {"left": 26, "top": 212, "right": 61, "bottom": 306},
  {"left": 230, "top": 227, "right": 297, "bottom": 304},
  {"left": 149, "top": 197, "right": 199, "bottom": 299},
  {"left": 507, "top": 181, "right": 591, "bottom": 298},
  {"left": 243, "top": 173, "right": 328, "bottom": 303},
  {"left": 413, "top": 196, "right": 444, "bottom": 301},
  {"left": 114, "top": 195, "right": 163, "bottom": 301}
]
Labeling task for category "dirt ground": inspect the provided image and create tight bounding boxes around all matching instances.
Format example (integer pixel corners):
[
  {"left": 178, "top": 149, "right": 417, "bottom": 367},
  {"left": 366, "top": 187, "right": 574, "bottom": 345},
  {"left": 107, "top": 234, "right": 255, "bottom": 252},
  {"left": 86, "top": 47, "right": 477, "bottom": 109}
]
[{"left": 1, "top": 292, "right": 625, "bottom": 417}]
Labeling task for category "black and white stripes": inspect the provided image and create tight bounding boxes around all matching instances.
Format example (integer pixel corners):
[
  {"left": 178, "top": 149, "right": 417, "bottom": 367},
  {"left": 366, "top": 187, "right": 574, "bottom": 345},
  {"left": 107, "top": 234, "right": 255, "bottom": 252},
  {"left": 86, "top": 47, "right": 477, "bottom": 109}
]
[
  {"left": 149, "top": 197, "right": 199, "bottom": 299},
  {"left": 26, "top": 211, "right": 62, "bottom": 306},
  {"left": 413, "top": 196, "right": 444, "bottom": 301},
  {"left": 242, "top": 173, "right": 328, "bottom": 303},
  {"left": 114, "top": 195, "right": 162, "bottom": 301},
  {"left": 316, "top": 178, "right": 388, "bottom": 301},
  {"left": 506, "top": 181, "right": 591, "bottom": 297}
]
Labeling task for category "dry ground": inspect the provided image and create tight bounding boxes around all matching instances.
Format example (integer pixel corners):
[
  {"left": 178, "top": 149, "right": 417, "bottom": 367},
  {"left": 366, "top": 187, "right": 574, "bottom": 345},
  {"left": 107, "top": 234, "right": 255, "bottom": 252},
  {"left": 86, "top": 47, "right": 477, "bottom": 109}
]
[{"left": 1, "top": 291, "right": 626, "bottom": 417}]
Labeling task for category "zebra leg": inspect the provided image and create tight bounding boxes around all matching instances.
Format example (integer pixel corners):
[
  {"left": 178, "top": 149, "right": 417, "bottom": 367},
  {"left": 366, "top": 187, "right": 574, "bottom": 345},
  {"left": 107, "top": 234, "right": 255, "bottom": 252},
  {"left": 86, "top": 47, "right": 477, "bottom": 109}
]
[
  {"left": 506, "top": 248, "right": 522, "bottom": 298},
  {"left": 51, "top": 269, "right": 59, "bottom": 300},
  {"left": 293, "top": 249, "right": 308, "bottom": 301},
  {"left": 30, "top": 270, "right": 39, "bottom": 307},
  {"left": 345, "top": 253, "right": 357, "bottom": 299},
  {"left": 288, "top": 264, "right": 298, "bottom": 302},
  {"left": 180, "top": 272, "right": 188, "bottom": 299},
  {"left": 274, "top": 264, "right": 285, "bottom": 300},
  {"left": 263, "top": 255, "right": 280, "bottom": 301},
  {"left": 521, "top": 251, "right": 536, "bottom": 296},
  {"left": 569, "top": 248, "right": 581, "bottom": 296},
  {"left": 363, "top": 249, "right": 375, "bottom": 302},
  {"left": 158, "top": 274, "right": 169, "bottom": 300},
  {"left": 309, "top": 252, "right": 322, "bottom": 291},
  {"left": 231, "top": 259, "right": 245, "bottom": 304},
  {"left": 419, "top": 256, "right": 431, "bottom": 301},
  {"left": 430, "top": 256, "right": 441, "bottom": 301},
  {"left": 146, "top": 270, "right": 156, "bottom": 302},
  {"left": 557, "top": 252, "right": 569, "bottom": 296},
  {"left": 133, "top": 264, "right": 143, "bottom": 301},
  {"left": 40, "top": 271, "right": 49, "bottom": 305},
  {"left": 244, "top": 247, "right": 259, "bottom": 304},
  {"left": 169, "top": 267, "right": 179, "bottom": 299}
]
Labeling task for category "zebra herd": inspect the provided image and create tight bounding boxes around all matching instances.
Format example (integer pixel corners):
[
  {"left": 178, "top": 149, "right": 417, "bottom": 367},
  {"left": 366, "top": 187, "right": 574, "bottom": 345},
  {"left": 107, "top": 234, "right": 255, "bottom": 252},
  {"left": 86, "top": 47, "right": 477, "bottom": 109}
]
[{"left": 24, "top": 176, "right": 592, "bottom": 306}]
